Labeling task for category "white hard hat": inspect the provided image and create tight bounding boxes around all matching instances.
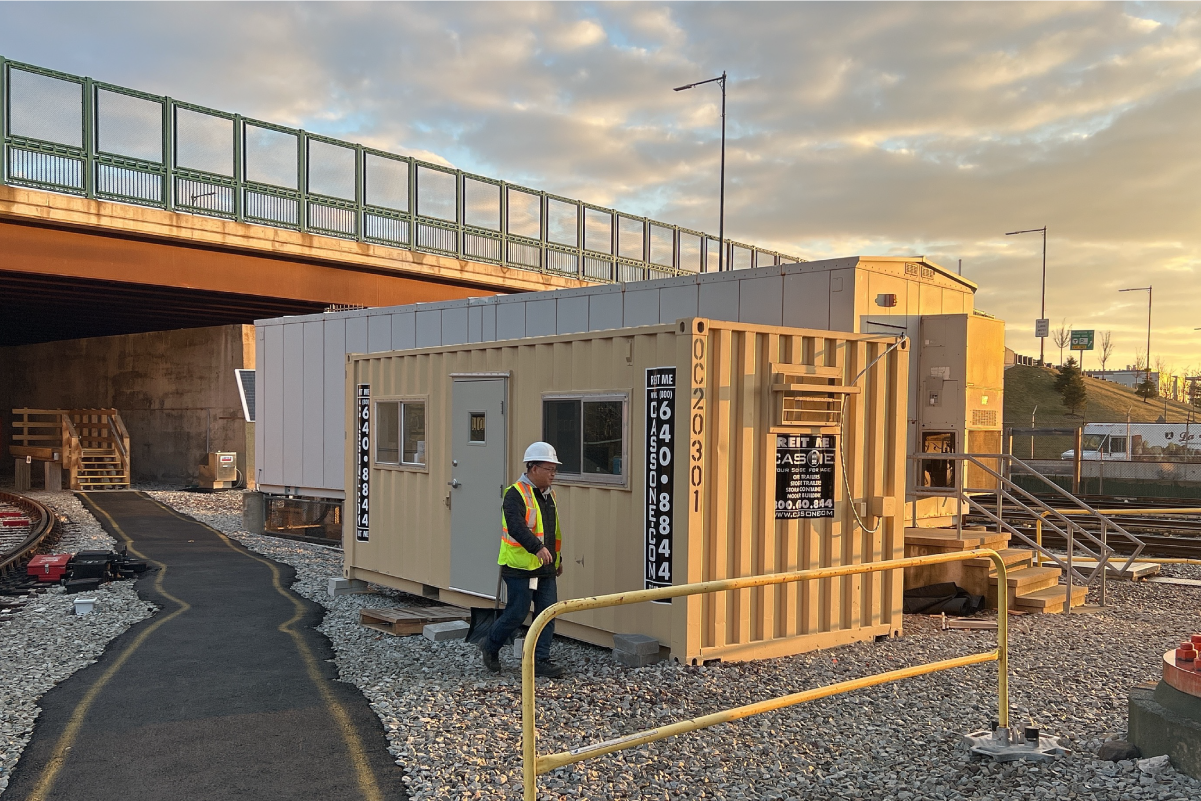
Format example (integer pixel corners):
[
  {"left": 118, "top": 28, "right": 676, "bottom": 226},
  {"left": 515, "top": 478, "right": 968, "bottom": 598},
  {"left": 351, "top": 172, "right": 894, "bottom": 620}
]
[{"left": 523, "top": 441, "right": 561, "bottom": 464}]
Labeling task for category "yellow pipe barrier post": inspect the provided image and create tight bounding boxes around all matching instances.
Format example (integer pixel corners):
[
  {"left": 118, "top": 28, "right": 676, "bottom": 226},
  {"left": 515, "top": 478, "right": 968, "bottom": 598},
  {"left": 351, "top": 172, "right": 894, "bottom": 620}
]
[{"left": 520, "top": 549, "right": 1010, "bottom": 801}]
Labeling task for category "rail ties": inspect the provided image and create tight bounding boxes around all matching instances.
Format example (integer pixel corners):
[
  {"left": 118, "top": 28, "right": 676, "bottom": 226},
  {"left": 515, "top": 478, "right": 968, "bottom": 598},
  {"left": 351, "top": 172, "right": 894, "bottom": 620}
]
[{"left": 0, "top": 490, "right": 58, "bottom": 581}]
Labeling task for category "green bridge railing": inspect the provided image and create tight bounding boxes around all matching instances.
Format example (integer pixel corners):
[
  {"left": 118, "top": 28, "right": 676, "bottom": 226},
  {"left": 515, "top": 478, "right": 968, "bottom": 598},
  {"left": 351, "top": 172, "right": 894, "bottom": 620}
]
[{"left": 0, "top": 56, "right": 802, "bottom": 284}]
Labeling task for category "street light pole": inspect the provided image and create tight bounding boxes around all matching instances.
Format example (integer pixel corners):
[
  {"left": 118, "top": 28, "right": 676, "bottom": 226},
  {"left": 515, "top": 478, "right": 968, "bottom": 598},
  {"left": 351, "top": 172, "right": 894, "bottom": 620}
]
[
  {"left": 1120, "top": 285, "right": 1153, "bottom": 395},
  {"left": 675, "top": 71, "right": 727, "bottom": 272},
  {"left": 1005, "top": 226, "right": 1048, "bottom": 365}
]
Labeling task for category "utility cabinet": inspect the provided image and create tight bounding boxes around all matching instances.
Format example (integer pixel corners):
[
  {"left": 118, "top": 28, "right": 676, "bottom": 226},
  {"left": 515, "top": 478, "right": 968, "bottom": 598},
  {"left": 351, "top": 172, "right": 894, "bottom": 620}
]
[
  {"left": 344, "top": 318, "right": 910, "bottom": 663},
  {"left": 918, "top": 313, "right": 1005, "bottom": 492}
]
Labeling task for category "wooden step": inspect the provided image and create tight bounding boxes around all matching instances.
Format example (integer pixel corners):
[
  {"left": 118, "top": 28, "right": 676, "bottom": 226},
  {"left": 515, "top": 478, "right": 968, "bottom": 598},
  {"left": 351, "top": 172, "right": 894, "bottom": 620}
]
[
  {"left": 905, "top": 527, "right": 1010, "bottom": 552},
  {"left": 1014, "top": 583, "right": 1088, "bottom": 614},
  {"left": 987, "top": 565, "right": 1062, "bottom": 608},
  {"left": 990, "top": 566, "right": 1062, "bottom": 591},
  {"left": 963, "top": 548, "right": 1034, "bottom": 571}
]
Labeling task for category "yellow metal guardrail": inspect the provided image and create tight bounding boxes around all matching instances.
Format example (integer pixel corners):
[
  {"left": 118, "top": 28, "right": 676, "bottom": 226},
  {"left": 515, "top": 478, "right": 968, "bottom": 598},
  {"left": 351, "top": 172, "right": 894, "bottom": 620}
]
[{"left": 521, "top": 549, "right": 1010, "bottom": 800}]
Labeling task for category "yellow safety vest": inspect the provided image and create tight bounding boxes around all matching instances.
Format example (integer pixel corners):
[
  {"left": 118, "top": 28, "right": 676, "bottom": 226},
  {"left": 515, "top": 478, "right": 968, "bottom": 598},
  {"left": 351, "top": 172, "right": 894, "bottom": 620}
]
[{"left": 498, "top": 480, "right": 562, "bottom": 572}]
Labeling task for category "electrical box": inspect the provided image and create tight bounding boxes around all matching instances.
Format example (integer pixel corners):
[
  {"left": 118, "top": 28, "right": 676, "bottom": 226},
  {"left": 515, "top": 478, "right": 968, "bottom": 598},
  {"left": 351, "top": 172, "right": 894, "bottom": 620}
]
[
  {"left": 918, "top": 313, "right": 1005, "bottom": 491},
  {"left": 199, "top": 452, "right": 238, "bottom": 490}
]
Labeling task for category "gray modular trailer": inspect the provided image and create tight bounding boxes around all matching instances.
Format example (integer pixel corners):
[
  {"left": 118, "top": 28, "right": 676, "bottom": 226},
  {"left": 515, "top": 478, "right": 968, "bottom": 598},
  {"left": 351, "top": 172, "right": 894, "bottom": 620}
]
[{"left": 255, "top": 256, "right": 983, "bottom": 499}]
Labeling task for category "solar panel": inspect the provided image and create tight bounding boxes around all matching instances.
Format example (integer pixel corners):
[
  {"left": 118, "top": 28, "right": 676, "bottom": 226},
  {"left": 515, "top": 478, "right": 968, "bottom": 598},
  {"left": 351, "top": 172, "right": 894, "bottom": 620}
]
[{"left": 235, "top": 369, "right": 256, "bottom": 422}]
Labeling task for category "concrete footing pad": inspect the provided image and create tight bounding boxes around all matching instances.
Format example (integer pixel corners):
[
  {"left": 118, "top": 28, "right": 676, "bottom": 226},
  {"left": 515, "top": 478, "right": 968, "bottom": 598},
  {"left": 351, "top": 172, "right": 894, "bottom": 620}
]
[{"left": 1130, "top": 680, "right": 1201, "bottom": 780}]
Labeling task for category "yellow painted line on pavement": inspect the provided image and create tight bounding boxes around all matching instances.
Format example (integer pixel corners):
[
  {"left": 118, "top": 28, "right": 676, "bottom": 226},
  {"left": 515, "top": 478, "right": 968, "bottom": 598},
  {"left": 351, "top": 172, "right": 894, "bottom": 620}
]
[
  {"left": 145, "top": 494, "right": 383, "bottom": 801},
  {"left": 28, "top": 494, "right": 190, "bottom": 801}
]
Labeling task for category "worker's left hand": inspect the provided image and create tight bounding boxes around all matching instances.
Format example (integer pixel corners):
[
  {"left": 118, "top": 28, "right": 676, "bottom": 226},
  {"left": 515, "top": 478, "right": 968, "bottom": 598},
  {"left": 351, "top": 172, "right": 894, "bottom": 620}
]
[{"left": 556, "top": 564, "right": 563, "bottom": 577}]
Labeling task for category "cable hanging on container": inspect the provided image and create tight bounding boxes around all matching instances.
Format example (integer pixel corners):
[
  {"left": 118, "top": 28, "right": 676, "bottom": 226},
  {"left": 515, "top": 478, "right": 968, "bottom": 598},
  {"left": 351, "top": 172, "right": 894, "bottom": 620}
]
[{"left": 839, "top": 336, "right": 909, "bottom": 534}]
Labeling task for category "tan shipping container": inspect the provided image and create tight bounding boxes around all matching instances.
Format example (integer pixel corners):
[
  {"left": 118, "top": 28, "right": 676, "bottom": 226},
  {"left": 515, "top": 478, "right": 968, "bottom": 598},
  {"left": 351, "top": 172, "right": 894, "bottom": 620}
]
[{"left": 344, "top": 318, "right": 910, "bottom": 663}]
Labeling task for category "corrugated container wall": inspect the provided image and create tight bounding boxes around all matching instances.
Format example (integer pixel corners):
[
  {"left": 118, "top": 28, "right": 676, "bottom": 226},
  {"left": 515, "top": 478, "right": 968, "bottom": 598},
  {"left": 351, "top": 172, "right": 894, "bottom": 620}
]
[{"left": 345, "top": 318, "right": 910, "bottom": 662}]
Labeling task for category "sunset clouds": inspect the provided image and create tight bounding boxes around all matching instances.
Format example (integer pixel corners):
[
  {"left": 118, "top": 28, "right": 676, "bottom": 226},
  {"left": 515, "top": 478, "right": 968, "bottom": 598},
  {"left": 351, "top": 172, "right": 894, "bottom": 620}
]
[{"left": 3, "top": 2, "right": 1198, "bottom": 368}]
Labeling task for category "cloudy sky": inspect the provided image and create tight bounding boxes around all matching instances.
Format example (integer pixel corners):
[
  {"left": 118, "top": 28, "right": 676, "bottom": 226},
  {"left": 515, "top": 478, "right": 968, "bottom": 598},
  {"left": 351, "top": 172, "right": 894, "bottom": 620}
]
[{"left": 3, "top": 2, "right": 1200, "bottom": 372}]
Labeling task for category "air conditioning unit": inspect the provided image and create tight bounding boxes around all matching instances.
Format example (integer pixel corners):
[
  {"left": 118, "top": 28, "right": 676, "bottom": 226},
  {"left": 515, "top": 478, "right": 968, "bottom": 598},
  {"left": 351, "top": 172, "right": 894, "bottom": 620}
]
[{"left": 198, "top": 452, "right": 238, "bottom": 490}]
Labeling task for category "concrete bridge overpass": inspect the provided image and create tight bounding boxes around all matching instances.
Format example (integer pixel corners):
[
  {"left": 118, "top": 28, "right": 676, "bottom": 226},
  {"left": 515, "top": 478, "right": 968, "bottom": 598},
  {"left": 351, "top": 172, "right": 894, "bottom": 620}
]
[
  {"left": 0, "top": 57, "right": 800, "bottom": 347},
  {"left": 0, "top": 183, "right": 582, "bottom": 346}
]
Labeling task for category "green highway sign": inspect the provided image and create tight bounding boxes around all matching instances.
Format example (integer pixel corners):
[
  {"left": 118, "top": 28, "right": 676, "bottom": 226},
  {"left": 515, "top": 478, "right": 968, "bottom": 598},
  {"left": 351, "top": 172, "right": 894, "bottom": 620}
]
[{"left": 1070, "top": 330, "right": 1094, "bottom": 351}]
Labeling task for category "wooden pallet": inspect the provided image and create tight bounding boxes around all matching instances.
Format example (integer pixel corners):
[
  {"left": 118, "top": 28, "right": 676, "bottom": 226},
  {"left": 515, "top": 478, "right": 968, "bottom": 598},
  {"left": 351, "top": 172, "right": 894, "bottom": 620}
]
[{"left": 359, "top": 605, "right": 469, "bottom": 636}]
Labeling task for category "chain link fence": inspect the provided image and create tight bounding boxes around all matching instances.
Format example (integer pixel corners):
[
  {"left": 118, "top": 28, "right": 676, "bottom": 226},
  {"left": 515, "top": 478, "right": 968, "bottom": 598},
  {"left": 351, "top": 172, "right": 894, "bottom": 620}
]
[
  {"left": 1018, "top": 458, "right": 1201, "bottom": 499},
  {"left": 0, "top": 57, "right": 802, "bottom": 282}
]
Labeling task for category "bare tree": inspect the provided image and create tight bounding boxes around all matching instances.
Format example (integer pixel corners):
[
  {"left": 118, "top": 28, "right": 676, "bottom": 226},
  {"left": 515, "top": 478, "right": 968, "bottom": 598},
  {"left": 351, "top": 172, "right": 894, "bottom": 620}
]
[
  {"left": 1051, "top": 320, "right": 1071, "bottom": 367},
  {"left": 1155, "top": 356, "right": 1171, "bottom": 399},
  {"left": 1098, "top": 331, "right": 1114, "bottom": 379}
]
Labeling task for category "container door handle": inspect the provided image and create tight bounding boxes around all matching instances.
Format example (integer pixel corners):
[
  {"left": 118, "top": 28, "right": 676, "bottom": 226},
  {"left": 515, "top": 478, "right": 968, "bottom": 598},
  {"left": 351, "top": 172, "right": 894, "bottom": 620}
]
[{"left": 449, "top": 479, "right": 462, "bottom": 489}]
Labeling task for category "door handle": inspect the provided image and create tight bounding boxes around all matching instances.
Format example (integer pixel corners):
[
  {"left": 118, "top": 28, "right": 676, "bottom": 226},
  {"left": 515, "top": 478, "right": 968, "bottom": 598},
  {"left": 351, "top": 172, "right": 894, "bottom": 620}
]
[{"left": 449, "top": 479, "right": 462, "bottom": 489}]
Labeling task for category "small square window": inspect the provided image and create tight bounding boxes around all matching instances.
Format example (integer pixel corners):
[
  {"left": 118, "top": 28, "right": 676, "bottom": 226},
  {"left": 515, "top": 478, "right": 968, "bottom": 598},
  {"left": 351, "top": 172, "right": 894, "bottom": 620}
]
[
  {"left": 376, "top": 400, "right": 425, "bottom": 466},
  {"left": 543, "top": 394, "right": 627, "bottom": 484},
  {"left": 469, "top": 412, "right": 487, "bottom": 444},
  {"left": 376, "top": 401, "right": 399, "bottom": 464},
  {"left": 402, "top": 402, "right": 426, "bottom": 465}
]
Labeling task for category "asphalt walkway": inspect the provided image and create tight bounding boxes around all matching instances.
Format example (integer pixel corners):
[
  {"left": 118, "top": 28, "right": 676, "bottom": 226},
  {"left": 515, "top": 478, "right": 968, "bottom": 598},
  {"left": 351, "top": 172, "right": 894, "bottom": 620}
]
[{"left": 7, "top": 491, "right": 406, "bottom": 801}]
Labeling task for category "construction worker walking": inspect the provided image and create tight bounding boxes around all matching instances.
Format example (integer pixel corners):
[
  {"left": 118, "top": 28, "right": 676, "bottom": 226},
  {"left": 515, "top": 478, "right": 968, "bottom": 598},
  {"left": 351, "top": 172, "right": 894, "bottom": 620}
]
[{"left": 479, "top": 441, "right": 565, "bottom": 678}]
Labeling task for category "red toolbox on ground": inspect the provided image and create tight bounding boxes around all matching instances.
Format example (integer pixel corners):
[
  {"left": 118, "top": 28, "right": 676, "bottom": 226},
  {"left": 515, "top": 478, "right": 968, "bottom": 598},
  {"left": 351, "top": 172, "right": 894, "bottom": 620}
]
[{"left": 27, "top": 554, "right": 72, "bottom": 583}]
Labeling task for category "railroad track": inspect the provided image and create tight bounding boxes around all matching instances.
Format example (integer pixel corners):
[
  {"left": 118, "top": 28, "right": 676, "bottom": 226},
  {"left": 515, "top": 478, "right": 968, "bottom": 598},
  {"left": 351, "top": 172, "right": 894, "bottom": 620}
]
[
  {"left": 0, "top": 490, "right": 60, "bottom": 593},
  {"left": 968, "top": 510, "right": 1201, "bottom": 536},
  {"left": 1023, "top": 529, "right": 1201, "bottom": 560},
  {"left": 964, "top": 493, "right": 1201, "bottom": 560}
]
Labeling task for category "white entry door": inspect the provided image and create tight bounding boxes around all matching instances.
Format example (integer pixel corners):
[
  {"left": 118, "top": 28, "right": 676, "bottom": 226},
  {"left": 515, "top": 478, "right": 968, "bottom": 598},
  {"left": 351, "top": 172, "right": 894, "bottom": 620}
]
[{"left": 449, "top": 377, "right": 508, "bottom": 598}]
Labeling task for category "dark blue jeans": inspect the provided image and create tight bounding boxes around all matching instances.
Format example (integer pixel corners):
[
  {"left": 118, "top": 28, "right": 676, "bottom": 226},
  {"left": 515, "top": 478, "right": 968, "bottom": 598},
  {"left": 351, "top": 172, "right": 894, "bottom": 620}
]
[{"left": 485, "top": 575, "right": 557, "bottom": 661}]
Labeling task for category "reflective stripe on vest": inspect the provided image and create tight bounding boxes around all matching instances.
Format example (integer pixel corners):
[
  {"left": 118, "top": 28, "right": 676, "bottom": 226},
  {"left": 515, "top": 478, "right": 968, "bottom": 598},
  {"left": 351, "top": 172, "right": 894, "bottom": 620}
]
[
  {"left": 501, "top": 481, "right": 542, "bottom": 547},
  {"left": 498, "top": 480, "right": 561, "bottom": 572}
]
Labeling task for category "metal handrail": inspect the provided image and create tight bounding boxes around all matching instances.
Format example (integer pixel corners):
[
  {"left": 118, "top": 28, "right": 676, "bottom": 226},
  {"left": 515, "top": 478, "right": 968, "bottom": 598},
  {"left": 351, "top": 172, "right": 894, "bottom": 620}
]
[
  {"left": 917, "top": 454, "right": 1108, "bottom": 549},
  {"left": 953, "top": 492, "right": 1096, "bottom": 585},
  {"left": 911, "top": 452, "right": 1145, "bottom": 566},
  {"left": 916, "top": 452, "right": 1111, "bottom": 582},
  {"left": 990, "top": 453, "right": 1145, "bottom": 575},
  {"left": 520, "top": 549, "right": 1011, "bottom": 801},
  {"left": 1006, "top": 454, "right": 1144, "bottom": 547}
]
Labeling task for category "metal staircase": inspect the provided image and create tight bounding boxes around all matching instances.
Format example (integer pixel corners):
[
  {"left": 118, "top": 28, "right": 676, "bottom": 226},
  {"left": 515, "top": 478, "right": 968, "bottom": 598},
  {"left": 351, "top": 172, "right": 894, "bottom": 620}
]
[{"left": 909, "top": 453, "right": 1146, "bottom": 610}]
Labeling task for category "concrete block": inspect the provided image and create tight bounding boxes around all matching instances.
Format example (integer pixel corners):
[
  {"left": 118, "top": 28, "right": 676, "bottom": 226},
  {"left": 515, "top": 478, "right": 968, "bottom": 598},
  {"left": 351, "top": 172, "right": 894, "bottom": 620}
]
[
  {"left": 423, "top": 620, "right": 470, "bottom": 642},
  {"left": 1130, "top": 681, "right": 1201, "bottom": 780},
  {"left": 512, "top": 635, "right": 524, "bottom": 658},
  {"left": 615, "top": 649, "right": 662, "bottom": 668},
  {"left": 327, "top": 577, "right": 371, "bottom": 597},
  {"left": 613, "top": 633, "right": 660, "bottom": 656},
  {"left": 242, "top": 491, "right": 265, "bottom": 535}
]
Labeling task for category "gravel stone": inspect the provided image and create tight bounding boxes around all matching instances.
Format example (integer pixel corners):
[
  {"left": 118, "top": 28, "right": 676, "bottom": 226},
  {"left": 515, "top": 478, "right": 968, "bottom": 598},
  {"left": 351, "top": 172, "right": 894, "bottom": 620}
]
[
  {"left": 108, "top": 489, "right": 1201, "bottom": 800},
  {"left": 0, "top": 489, "right": 156, "bottom": 796}
]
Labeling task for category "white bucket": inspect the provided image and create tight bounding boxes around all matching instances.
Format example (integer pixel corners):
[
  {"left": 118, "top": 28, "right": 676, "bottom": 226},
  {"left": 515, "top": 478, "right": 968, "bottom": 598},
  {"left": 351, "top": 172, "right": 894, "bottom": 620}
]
[{"left": 73, "top": 597, "right": 97, "bottom": 616}]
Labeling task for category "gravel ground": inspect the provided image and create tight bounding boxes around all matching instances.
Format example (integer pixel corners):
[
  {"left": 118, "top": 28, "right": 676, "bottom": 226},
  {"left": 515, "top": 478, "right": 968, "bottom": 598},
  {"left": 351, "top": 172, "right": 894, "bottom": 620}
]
[
  {"left": 0, "top": 490, "right": 156, "bottom": 796},
  {"left": 8, "top": 486, "right": 1193, "bottom": 801},
  {"left": 8, "top": 484, "right": 1200, "bottom": 801}
]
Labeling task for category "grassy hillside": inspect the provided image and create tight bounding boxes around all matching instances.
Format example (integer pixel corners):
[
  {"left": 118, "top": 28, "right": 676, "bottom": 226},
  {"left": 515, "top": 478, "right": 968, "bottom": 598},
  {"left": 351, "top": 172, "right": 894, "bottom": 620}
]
[{"left": 1003, "top": 365, "right": 1198, "bottom": 458}]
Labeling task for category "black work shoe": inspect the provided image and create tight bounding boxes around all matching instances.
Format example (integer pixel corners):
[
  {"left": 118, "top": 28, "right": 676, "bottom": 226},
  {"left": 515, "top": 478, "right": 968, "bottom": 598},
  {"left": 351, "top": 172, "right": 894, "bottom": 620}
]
[
  {"left": 535, "top": 660, "right": 564, "bottom": 678},
  {"left": 480, "top": 645, "right": 501, "bottom": 673}
]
